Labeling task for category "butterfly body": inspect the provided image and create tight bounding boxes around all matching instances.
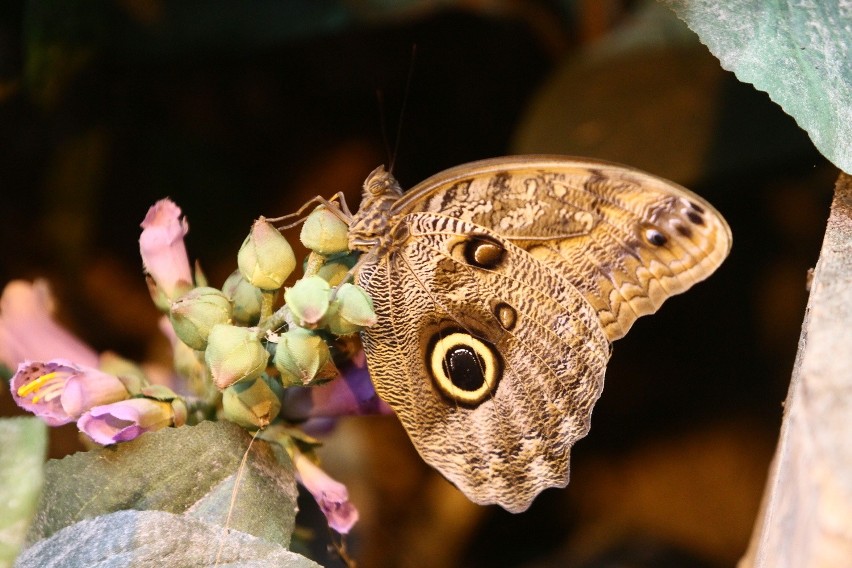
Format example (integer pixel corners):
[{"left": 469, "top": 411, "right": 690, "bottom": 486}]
[{"left": 348, "top": 156, "right": 731, "bottom": 513}]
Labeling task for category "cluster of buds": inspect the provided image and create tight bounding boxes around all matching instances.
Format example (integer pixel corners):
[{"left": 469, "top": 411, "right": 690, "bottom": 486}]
[{"left": 4, "top": 198, "right": 380, "bottom": 534}]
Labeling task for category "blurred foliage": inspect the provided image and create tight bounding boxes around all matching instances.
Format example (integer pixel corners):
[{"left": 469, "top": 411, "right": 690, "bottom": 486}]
[
  {"left": 0, "top": 418, "right": 46, "bottom": 568},
  {"left": 664, "top": 0, "right": 852, "bottom": 173}
]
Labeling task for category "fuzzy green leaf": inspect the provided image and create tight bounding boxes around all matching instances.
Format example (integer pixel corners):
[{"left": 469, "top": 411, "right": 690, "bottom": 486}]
[
  {"left": 0, "top": 418, "right": 47, "bottom": 568},
  {"left": 15, "top": 510, "right": 319, "bottom": 568},
  {"left": 26, "top": 420, "right": 297, "bottom": 549},
  {"left": 663, "top": 0, "right": 852, "bottom": 172}
]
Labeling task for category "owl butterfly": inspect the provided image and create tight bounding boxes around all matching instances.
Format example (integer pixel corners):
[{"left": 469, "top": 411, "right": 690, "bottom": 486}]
[{"left": 340, "top": 155, "right": 731, "bottom": 513}]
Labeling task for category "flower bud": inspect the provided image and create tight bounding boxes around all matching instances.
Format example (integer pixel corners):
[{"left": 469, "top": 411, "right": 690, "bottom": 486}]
[
  {"left": 169, "top": 288, "right": 231, "bottom": 351},
  {"left": 169, "top": 287, "right": 232, "bottom": 350},
  {"left": 221, "top": 270, "right": 263, "bottom": 325},
  {"left": 205, "top": 324, "right": 269, "bottom": 389},
  {"left": 325, "top": 283, "right": 377, "bottom": 336},
  {"left": 139, "top": 199, "right": 193, "bottom": 301},
  {"left": 300, "top": 206, "right": 350, "bottom": 256},
  {"left": 274, "top": 327, "right": 331, "bottom": 387},
  {"left": 316, "top": 259, "right": 354, "bottom": 287},
  {"left": 238, "top": 217, "right": 296, "bottom": 290},
  {"left": 285, "top": 276, "right": 330, "bottom": 328},
  {"left": 222, "top": 375, "right": 282, "bottom": 429}
]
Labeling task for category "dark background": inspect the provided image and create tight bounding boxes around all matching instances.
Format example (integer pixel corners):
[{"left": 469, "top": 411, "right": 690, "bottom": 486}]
[{"left": 0, "top": 1, "right": 836, "bottom": 566}]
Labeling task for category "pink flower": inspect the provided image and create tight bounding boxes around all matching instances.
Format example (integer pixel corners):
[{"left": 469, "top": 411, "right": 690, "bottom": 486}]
[
  {"left": 11, "top": 360, "right": 130, "bottom": 426},
  {"left": 281, "top": 350, "right": 392, "bottom": 421},
  {"left": 139, "top": 199, "right": 193, "bottom": 300},
  {"left": 78, "top": 398, "right": 175, "bottom": 444},
  {"left": 293, "top": 452, "right": 359, "bottom": 534},
  {"left": 0, "top": 280, "right": 98, "bottom": 370}
]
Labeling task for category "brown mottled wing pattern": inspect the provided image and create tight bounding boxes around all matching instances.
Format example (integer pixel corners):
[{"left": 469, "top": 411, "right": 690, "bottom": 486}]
[
  {"left": 357, "top": 214, "right": 610, "bottom": 512},
  {"left": 352, "top": 156, "right": 731, "bottom": 512},
  {"left": 394, "top": 157, "right": 732, "bottom": 341}
]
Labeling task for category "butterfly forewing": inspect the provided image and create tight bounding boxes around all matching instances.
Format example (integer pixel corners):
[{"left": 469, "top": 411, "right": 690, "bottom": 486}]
[{"left": 392, "top": 156, "right": 732, "bottom": 340}]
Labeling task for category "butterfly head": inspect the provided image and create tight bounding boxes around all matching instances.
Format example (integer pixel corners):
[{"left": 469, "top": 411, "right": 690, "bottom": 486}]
[{"left": 363, "top": 165, "right": 404, "bottom": 199}]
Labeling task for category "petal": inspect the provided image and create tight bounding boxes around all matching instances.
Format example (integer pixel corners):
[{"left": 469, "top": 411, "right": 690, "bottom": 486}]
[
  {"left": 10, "top": 360, "right": 75, "bottom": 426},
  {"left": 0, "top": 280, "right": 98, "bottom": 369},
  {"left": 139, "top": 199, "right": 193, "bottom": 299},
  {"left": 294, "top": 453, "right": 359, "bottom": 534},
  {"left": 78, "top": 398, "right": 174, "bottom": 444},
  {"left": 60, "top": 368, "right": 130, "bottom": 418}
]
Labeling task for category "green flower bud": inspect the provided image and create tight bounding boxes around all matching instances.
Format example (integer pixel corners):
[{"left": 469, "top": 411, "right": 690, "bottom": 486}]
[
  {"left": 205, "top": 324, "right": 269, "bottom": 389},
  {"left": 238, "top": 217, "right": 296, "bottom": 290},
  {"left": 169, "top": 287, "right": 232, "bottom": 350},
  {"left": 273, "top": 327, "right": 331, "bottom": 387},
  {"left": 222, "top": 375, "right": 282, "bottom": 429},
  {"left": 170, "top": 336, "right": 212, "bottom": 398},
  {"left": 316, "top": 260, "right": 353, "bottom": 287},
  {"left": 326, "top": 283, "right": 377, "bottom": 336},
  {"left": 222, "top": 270, "right": 263, "bottom": 325},
  {"left": 285, "top": 276, "right": 330, "bottom": 328},
  {"left": 300, "top": 206, "right": 350, "bottom": 255}
]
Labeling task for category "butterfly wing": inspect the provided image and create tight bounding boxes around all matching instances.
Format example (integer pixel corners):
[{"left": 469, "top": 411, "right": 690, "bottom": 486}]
[
  {"left": 392, "top": 156, "right": 732, "bottom": 341},
  {"left": 354, "top": 156, "right": 731, "bottom": 512},
  {"left": 357, "top": 213, "right": 610, "bottom": 512}
]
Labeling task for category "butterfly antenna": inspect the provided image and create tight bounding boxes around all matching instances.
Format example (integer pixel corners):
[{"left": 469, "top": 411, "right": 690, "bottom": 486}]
[
  {"left": 375, "top": 88, "right": 394, "bottom": 169},
  {"left": 388, "top": 44, "right": 417, "bottom": 175}
]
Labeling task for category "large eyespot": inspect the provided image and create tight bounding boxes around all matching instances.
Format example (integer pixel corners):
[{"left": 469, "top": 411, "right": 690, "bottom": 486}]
[
  {"left": 427, "top": 330, "right": 502, "bottom": 406},
  {"left": 463, "top": 235, "right": 506, "bottom": 269}
]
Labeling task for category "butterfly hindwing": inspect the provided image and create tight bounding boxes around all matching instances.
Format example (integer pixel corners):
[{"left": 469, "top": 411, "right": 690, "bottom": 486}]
[{"left": 358, "top": 213, "right": 610, "bottom": 512}]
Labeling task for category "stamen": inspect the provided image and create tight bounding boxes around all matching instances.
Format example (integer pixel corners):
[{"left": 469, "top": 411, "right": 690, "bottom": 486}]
[
  {"left": 32, "top": 382, "right": 66, "bottom": 403},
  {"left": 16, "top": 370, "right": 68, "bottom": 397}
]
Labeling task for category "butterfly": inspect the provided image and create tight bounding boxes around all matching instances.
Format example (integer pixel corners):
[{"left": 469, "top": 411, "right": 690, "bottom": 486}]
[{"left": 343, "top": 155, "right": 731, "bottom": 513}]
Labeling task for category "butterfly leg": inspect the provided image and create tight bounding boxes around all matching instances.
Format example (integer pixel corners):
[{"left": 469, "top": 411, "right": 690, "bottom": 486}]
[{"left": 268, "top": 192, "right": 354, "bottom": 230}]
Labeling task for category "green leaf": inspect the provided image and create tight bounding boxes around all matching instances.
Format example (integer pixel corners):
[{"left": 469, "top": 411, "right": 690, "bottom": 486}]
[
  {"left": 0, "top": 417, "right": 47, "bottom": 568},
  {"left": 15, "top": 510, "right": 320, "bottom": 568},
  {"left": 27, "top": 420, "right": 298, "bottom": 549},
  {"left": 663, "top": 0, "right": 852, "bottom": 172}
]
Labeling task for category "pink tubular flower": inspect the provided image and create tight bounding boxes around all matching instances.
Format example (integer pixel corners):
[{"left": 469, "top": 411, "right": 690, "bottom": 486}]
[
  {"left": 78, "top": 398, "right": 175, "bottom": 444},
  {"left": 281, "top": 350, "right": 392, "bottom": 421},
  {"left": 293, "top": 452, "right": 359, "bottom": 534},
  {"left": 139, "top": 199, "right": 193, "bottom": 300},
  {"left": 0, "top": 280, "right": 98, "bottom": 370},
  {"left": 11, "top": 360, "right": 130, "bottom": 426}
]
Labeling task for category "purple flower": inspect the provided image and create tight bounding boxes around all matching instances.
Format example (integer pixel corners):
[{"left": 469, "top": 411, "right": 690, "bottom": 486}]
[
  {"left": 281, "top": 350, "right": 392, "bottom": 421},
  {"left": 139, "top": 199, "right": 193, "bottom": 300},
  {"left": 11, "top": 360, "right": 130, "bottom": 426},
  {"left": 0, "top": 280, "right": 98, "bottom": 370},
  {"left": 78, "top": 398, "right": 175, "bottom": 444},
  {"left": 293, "top": 452, "right": 359, "bottom": 534}
]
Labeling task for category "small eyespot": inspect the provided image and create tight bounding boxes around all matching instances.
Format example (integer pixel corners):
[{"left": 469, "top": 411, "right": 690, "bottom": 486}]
[
  {"left": 674, "top": 221, "right": 693, "bottom": 238},
  {"left": 687, "top": 211, "right": 705, "bottom": 225},
  {"left": 644, "top": 227, "right": 668, "bottom": 246},
  {"left": 689, "top": 201, "right": 706, "bottom": 214},
  {"left": 491, "top": 301, "right": 517, "bottom": 331},
  {"left": 463, "top": 235, "right": 506, "bottom": 269}
]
